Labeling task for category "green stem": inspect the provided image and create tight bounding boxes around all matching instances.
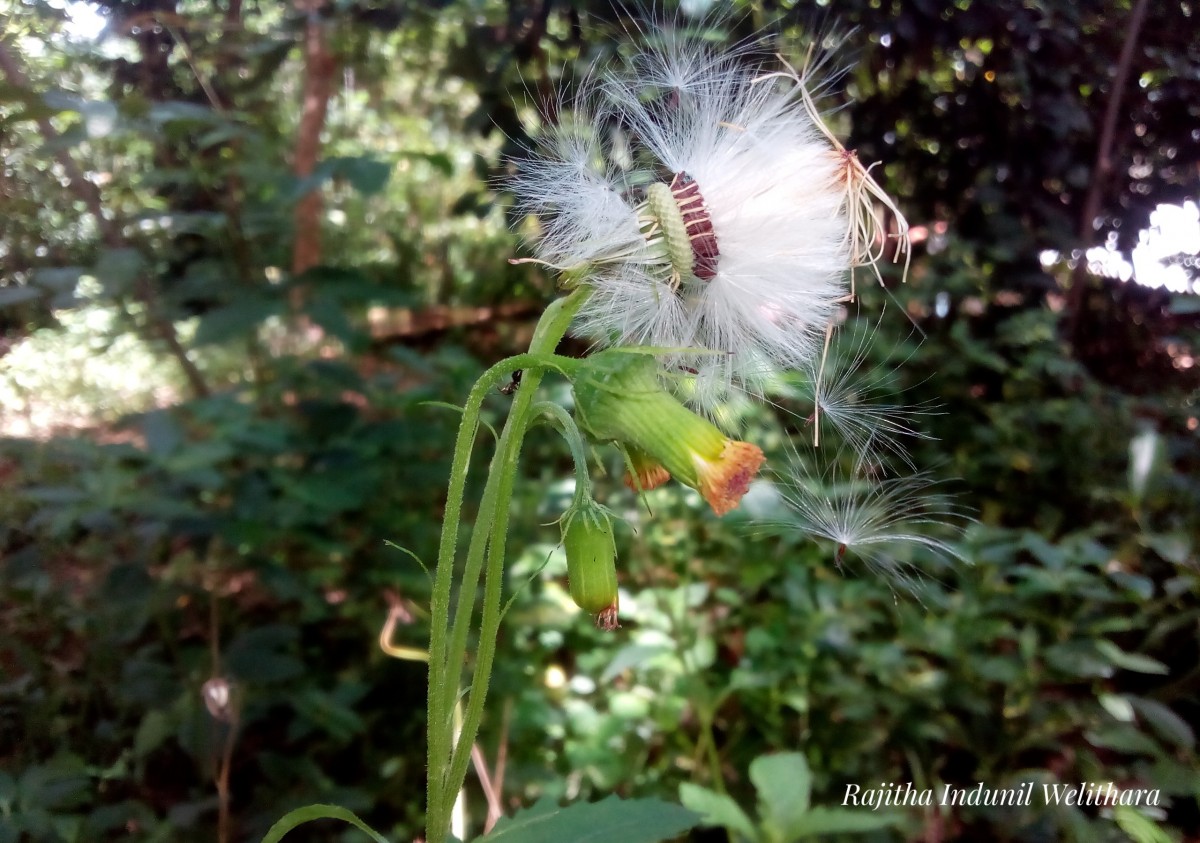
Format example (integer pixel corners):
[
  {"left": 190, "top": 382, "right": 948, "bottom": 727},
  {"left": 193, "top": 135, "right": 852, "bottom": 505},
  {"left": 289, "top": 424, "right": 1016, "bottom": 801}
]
[
  {"left": 426, "top": 288, "right": 589, "bottom": 843},
  {"left": 530, "top": 401, "right": 593, "bottom": 498}
]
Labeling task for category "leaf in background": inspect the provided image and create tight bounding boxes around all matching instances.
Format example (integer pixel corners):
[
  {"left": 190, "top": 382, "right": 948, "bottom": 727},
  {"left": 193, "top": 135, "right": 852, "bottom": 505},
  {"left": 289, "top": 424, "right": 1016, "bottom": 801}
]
[
  {"left": 259, "top": 804, "right": 391, "bottom": 843},
  {"left": 140, "top": 409, "right": 184, "bottom": 456},
  {"left": 289, "top": 687, "right": 367, "bottom": 744},
  {"left": 306, "top": 292, "right": 359, "bottom": 346},
  {"left": 1094, "top": 640, "right": 1169, "bottom": 675},
  {"left": 481, "top": 795, "right": 699, "bottom": 843},
  {"left": 293, "top": 156, "right": 393, "bottom": 198},
  {"left": 192, "top": 296, "right": 283, "bottom": 345},
  {"left": 1129, "top": 697, "right": 1195, "bottom": 750},
  {"left": 678, "top": 784, "right": 758, "bottom": 842},
  {"left": 1084, "top": 725, "right": 1163, "bottom": 756},
  {"left": 329, "top": 156, "right": 392, "bottom": 195},
  {"left": 147, "top": 101, "right": 224, "bottom": 125},
  {"left": 93, "top": 248, "right": 145, "bottom": 297},
  {"left": 1129, "top": 427, "right": 1166, "bottom": 506},
  {"left": 791, "top": 806, "right": 906, "bottom": 837},
  {"left": 401, "top": 150, "right": 454, "bottom": 176},
  {"left": 133, "top": 710, "right": 174, "bottom": 759},
  {"left": 0, "top": 286, "right": 43, "bottom": 308},
  {"left": 1112, "top": 804, "right": 1175, "bottom": 843},
  {"left": 749, "top": 753, "right": 811, "bottom": 841},
  {"left": 225, "top": 625, "right": 304, "bottom": 684}
]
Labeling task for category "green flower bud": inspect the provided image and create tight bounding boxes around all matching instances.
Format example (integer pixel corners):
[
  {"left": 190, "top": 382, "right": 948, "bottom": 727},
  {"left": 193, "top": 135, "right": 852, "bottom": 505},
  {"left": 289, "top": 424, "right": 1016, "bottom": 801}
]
[
  {"left": 562, "top": 498, "right": 619, "bottom": 628},
  {"left": 573, "top": 351, "right": 765, "bottom": 515}
]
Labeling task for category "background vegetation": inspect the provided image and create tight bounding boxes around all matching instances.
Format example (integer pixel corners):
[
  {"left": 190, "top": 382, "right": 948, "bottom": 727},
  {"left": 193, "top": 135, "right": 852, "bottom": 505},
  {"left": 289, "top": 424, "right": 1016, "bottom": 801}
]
[{"left": 1, "top": 1, "right": 1198, "bottom": 841}]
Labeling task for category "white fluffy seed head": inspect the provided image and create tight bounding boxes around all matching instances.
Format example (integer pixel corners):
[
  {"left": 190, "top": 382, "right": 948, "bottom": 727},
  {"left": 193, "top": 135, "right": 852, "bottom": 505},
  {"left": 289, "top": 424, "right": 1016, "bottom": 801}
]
[{"left": 511, "top": 23, "right": 854, "bottom": 404}]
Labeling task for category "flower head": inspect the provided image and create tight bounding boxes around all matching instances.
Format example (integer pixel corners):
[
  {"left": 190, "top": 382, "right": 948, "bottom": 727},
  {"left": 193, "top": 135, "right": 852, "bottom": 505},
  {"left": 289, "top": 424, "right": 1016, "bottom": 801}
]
[
  {"left": 572, "top": 351, "right": 765, "bottom": 515},
  {"left": 513, "top": 29, "right": 856, "bottom": 403}
]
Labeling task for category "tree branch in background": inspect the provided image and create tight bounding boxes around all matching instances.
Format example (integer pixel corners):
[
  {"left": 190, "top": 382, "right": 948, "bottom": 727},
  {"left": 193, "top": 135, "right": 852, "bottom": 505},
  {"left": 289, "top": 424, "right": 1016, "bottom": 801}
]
[
  {"left": 0, "top": 40, "right": 211, "bottom": 399},
  {"left": 291, "top": 1, "right": 338, "bottom": 279},
  {"left": 1066, "top": 0, "right": 1151, "bottom": 347}
]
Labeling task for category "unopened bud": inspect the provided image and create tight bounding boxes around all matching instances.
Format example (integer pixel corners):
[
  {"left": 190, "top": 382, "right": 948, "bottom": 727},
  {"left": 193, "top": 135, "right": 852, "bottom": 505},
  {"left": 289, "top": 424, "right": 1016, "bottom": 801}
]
[{"left": 562, "top": 498, "right": 619, "bottom": 622}]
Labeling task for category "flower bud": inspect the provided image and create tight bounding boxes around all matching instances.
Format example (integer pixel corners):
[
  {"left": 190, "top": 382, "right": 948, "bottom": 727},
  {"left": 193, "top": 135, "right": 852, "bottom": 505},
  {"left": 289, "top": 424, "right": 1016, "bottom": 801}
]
[
  {"left": 574, "top": 351, "right": 765, "bottom": 515},
  {"left": 562, "top": 498, "right": 619, "bottom": 624},
  {"left": 624, "top": 446, "right": 671, "bottom": 493}
]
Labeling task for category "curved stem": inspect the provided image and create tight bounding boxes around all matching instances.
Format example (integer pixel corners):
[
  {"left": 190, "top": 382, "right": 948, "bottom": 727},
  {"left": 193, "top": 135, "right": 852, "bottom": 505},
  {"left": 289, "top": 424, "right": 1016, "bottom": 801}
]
[
  {"left": 426, "top": 288, "right": 589, "bottom": 843},
  {"left": 530, "top": 401, "right": 593, "bottom": 498},
  {"left": 425, "top": 350, "right": 546, "bottom": 829}
]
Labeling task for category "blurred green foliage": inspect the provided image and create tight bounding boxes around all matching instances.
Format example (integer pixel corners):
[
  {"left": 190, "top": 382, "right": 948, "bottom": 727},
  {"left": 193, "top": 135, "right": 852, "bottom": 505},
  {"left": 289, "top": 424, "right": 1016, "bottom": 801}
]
[{"left": 1, "top": 1, "right": 1198, "bottom": 842}]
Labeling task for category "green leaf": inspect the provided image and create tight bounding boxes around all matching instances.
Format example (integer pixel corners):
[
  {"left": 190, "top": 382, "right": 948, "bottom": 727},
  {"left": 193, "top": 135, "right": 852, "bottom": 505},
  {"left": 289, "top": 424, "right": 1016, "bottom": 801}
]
[
  {"left": 193, "top": 298, "right": 282, "bottom": 345},
  {"left": 1084, "top": 725, "right": 1162, "bottom": 756},
  {"left": 133, "top": 710, "right": 173, "bottom": 759},
  {"left": 94, "top": 248, "right": 144, "bottom": 296},
  {"left": 1129, "top": 697, "right": 1195, "bottom": 750},
  {"left": 792, "top": 807, "right": 906, "bottom": 837},
  {"left": 678, "top": 784, "right": 758, "bottom": 842},
  {"left": 148, "top": 101, "right": 223, "bottom": 125},
  {"left": 750, "top": 753, "right": 811, "bottom": 840},
  {"left": 306, "top": 293, "right": 359, "bottom": 345},
  {"left": 401, "top": 150, "right": 454, "bottom": 175},
  {"left": 1112, "top": 805, "right": 1174, "bottom": 843},
  {"left": 296, "top": 156, "right": 393, "bottom": 198},
  {"left": 480, "top": 795, "right": 699, "bottom": 843},
  {"left": 1094, "top": 640, "right": 1169, "bottom": 675},
  {"left": 1099, "top": 693, "right": 1136, "bottom": 722},
  {"left": 259, "top": 804, "right": 390, "bottom": 843},
  {"left": 333, "top": 156, "right": 392, "bottom": 195},
  {"left": 1129, "top": 428, "right": 1166, "bottom": 505}
]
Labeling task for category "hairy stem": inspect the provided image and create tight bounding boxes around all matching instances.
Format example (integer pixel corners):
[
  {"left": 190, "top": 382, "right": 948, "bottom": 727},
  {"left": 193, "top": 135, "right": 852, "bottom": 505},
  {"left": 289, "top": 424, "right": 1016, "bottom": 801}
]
[{"left": 426, "top": 288, "right": 588, "bottom": 843}]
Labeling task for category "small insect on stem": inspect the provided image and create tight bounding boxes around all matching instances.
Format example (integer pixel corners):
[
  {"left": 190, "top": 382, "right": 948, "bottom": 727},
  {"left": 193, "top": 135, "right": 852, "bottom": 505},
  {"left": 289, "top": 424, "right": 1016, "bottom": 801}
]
[{"left": 499, "top": 369, "right": 522, "bottom": 396}]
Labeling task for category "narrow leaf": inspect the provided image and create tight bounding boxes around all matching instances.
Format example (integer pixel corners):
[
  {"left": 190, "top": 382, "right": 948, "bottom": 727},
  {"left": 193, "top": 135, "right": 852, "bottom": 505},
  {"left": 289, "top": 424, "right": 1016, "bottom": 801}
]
[{"left": 260, "top": 804, "right": 390, "bottom": 843}]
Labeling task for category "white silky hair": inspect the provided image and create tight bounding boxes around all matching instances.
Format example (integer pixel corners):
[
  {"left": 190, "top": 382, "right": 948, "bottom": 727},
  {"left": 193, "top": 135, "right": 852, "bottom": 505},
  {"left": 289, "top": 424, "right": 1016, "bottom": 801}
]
[
  {"left": 779, "top": 458, "right": 969, "bottom": 597},
  {"left": 512, "top": 18, "right": 851, "bottom": 403}
]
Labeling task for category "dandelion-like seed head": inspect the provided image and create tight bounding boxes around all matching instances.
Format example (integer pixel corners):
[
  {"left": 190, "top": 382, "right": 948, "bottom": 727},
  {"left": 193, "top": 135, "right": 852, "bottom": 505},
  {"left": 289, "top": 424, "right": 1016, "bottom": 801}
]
[{"left": 512, "top": 22, "right": 876, "bottom": 403}]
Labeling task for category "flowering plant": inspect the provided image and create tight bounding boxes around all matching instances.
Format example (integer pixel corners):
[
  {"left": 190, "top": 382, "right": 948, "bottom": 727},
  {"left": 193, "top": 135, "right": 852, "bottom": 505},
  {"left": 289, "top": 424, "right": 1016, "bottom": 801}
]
[
  {"left": 267, "top": 15, "right": 948, "bottom": 843},
  {"left": 417, "top": 22, "right": 938, "bottom": 843}
]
